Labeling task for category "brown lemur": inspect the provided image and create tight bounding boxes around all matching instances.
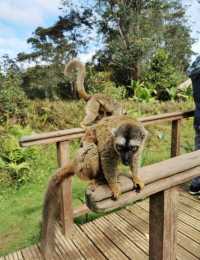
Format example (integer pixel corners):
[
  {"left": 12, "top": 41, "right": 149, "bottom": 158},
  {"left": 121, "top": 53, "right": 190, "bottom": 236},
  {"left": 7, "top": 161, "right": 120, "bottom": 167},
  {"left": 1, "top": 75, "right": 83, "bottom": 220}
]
[
  {"left": 64, "top": 59, "right": 126, "bottom": 127},
  {"left": 41, "top": 128, "right": 100, "bottom": 260},
  {"left": 41, "top": 116, "right": 147, "bottom": 259}
]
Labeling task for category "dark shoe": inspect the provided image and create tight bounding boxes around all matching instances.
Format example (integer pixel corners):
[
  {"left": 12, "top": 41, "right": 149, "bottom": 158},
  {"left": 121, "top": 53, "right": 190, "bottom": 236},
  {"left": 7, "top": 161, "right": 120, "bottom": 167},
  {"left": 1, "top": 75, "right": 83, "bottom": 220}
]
[{"left": 189, "top": 183, "right": 200, "bottom": 195}]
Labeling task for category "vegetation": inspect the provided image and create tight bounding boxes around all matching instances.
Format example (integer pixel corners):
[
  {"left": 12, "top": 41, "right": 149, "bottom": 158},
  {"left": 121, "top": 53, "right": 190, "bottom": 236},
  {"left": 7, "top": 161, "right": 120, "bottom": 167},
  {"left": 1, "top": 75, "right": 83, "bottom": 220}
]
[{"left": 0, "top": 0, "right": 196, "bottom": 257}]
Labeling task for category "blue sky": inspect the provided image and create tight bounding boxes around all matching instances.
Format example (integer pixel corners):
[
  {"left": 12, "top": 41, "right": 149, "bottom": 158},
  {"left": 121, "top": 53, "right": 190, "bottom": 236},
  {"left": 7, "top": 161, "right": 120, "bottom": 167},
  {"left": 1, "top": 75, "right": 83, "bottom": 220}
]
[{"left": 0, "top": 0, "right": 199, "bottom": 63}]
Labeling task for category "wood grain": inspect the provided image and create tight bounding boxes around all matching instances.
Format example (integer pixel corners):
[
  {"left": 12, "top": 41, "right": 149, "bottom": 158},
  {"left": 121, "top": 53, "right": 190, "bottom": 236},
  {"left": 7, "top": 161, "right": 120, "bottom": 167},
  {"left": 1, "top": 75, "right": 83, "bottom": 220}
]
[
  {"left": 57, "top": 141, "right": 73, "bottom": 237},
  {"left": 149, "top": 187, "right": 178, "bottom": 260}
]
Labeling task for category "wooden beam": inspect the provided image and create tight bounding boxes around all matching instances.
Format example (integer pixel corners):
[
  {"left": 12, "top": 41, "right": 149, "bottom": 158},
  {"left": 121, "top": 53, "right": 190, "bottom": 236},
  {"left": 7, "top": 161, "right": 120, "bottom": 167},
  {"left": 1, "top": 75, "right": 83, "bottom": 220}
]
[
  {"left": 139, "top": 110, "right": 193, "bottom": 126},
  {"left": 171, "top": 120, "right": 181, "bottom": 157},
  {"left": 19, "top": 110, "right": 194, "bottom": 147},
  {"left": 85, "top": 150, "right": 200, "bottom": 213},
  {"left": 149, "top": 187, "right": 178, "bottom": 260},
  {"left": 57, "top": 141, "right": 73, "bottom": 237},
  {"left": 86, "top": 150, "right": 200, "bottom": 203}
]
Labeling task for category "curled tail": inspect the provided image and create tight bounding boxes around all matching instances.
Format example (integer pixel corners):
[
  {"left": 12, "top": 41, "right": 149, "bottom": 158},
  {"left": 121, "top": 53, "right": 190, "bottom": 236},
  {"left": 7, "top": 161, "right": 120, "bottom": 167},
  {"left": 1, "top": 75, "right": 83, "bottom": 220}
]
[
  {"left": 64, "top": 59, "right": 90, "bottom": 101},
  {"left": 41, "top": 163, "right": 74, "bottom": 259}
]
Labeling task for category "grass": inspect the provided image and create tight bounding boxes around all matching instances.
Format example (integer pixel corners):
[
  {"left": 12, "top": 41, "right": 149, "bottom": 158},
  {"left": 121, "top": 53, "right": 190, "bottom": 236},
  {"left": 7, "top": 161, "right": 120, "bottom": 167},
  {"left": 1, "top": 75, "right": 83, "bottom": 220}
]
[{"left": 0, "top": 99, "right": 195, "bottom": 256}]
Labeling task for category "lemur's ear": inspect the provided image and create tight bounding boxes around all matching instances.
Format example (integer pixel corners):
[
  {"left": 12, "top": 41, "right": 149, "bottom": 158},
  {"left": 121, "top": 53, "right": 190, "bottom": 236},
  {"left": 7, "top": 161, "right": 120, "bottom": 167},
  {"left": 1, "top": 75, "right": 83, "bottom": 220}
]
[{"left": 111, "top": 128, "right": 117, "bottom": 137}]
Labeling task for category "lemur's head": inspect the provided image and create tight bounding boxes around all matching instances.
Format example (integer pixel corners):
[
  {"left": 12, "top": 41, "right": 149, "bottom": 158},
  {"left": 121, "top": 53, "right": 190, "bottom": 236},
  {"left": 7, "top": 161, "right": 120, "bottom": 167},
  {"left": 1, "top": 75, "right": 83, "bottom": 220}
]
[{"left": 112, "top": 123, "right": 147, "bottom": 166}]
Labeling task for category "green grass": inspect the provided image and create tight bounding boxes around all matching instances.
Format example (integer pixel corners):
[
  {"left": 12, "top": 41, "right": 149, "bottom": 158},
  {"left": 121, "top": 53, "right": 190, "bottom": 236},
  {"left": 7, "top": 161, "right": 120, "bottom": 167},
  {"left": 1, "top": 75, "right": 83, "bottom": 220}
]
[{"left": 0, "top": 100, "right": 195, "bottom": 256}]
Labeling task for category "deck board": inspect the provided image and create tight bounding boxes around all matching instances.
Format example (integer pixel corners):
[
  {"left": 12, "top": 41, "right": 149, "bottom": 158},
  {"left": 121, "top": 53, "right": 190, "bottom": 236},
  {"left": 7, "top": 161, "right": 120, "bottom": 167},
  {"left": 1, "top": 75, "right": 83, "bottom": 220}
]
[{"left": 1, "top": 191, "right": 200, "bottom": 259}]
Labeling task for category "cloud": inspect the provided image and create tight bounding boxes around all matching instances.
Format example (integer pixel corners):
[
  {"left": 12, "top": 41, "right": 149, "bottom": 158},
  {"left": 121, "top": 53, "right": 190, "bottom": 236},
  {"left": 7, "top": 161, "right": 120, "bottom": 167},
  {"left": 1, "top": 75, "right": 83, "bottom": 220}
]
[
  {"left": 0, "top": 1, "right": 61, "bottom": 59},
  {"left": 0, "top": 0, "right": 60, "bottom": 27},
  {"left": 0, "top": 36, "right": 30, "bottom": 58}
]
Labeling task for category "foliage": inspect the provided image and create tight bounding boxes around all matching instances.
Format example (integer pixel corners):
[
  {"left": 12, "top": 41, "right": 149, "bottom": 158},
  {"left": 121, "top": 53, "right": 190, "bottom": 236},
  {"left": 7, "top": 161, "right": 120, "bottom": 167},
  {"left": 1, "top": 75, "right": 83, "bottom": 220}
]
[
  {"left": 128, "top": 80, "right": 155, "bottom": 102},
  {"left": 0, "top": 55, "right": 29, "bottom": 124},
  {"left": 144, "top": 49, "right": 182, "bottom": 101},
  {"left": 17, "top": 9, "right": 93, "bottom": 64},
  {"left": 27, "top": 100, "right": 85, "bottom": 130},
  {"left": 0, "top": 125, "right": 39, "bottom": 187},
  {"left": 86, "top": 70, "right": 125, "bottom": 100},
  {"left": 16, "top": 8, "right": 94, "bottom": 100},
  {"left": 94, "top": 0, "right": 193, "bottom": 86}
]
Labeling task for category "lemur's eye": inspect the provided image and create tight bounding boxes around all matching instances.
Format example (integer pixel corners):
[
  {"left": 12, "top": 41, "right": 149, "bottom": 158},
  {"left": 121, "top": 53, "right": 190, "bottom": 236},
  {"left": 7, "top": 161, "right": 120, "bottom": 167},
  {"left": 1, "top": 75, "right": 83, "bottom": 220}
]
[
  {"left": 116, "top": 144, "right": 124, "bottom": 151},
  {"left": 130, "top": 145, "right": 139, "bottom": 152}
]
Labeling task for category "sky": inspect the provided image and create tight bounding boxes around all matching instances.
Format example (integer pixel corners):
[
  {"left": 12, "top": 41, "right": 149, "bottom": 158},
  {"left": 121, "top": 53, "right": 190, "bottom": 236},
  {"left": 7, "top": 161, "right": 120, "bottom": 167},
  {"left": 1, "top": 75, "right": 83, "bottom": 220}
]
[{"left": 0, "top": 0, "right": 200, "bottom": 63}]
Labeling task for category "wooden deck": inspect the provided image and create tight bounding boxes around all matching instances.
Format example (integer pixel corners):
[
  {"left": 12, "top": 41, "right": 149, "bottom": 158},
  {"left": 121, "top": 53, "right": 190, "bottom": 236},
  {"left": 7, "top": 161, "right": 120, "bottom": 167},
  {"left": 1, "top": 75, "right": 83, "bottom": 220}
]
[{"left": 1, "top": 190, "right": 200, "bottom": 260}]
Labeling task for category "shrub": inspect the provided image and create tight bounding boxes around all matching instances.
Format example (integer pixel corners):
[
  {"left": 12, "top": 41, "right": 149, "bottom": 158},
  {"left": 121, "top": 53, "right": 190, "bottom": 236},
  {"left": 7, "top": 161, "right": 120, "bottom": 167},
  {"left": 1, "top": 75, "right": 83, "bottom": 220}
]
[
  {"left": 0, "top": 125, "right": 39, "bottom": 187},
  {"left": 0, "top": 68, "right": 29, "bottom": 124},
  {"left": 86, "top": 71, "right": 125, "bottom": 100},
  {"left": 144, "top": 49, "right": 181, "bottom": 101}
]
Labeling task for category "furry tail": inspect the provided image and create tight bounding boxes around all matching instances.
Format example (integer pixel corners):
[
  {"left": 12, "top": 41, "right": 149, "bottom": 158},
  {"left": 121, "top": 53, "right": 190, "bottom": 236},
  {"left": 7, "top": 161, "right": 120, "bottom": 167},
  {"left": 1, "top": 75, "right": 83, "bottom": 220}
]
[
  {"left": 41, "top": 163, "right": 74, "bottom": 260},
  {"left": 64, "top": 59, "right": 90, "bottom": 101}
]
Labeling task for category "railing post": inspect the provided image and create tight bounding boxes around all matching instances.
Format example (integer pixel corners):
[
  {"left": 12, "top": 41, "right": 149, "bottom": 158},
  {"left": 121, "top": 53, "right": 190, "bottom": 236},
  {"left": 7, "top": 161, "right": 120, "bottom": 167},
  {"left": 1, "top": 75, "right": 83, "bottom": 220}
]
[
  {"left": 149, "top": 187, "right": 178, "bottom": 260},
  {"left": 57, "top": 141, "right": 73, "bottom": 237},
  {"left": 149, "top": 119, "right": 180, "bottom": 259},
  {"left": 171, "top": 119, "right": 181, "bottom": 157}
]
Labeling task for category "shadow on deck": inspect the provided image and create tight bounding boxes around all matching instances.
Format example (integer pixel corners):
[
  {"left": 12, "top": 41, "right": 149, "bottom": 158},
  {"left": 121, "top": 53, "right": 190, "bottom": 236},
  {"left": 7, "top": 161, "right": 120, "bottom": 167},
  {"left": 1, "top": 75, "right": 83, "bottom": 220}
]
[{"left": 1, "top": 190, "right": 200, "bottom": 260}]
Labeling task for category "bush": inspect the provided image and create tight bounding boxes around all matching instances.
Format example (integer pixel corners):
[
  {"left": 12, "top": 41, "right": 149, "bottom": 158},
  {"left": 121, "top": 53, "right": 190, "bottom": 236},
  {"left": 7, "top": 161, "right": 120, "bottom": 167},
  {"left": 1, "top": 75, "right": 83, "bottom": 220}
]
[
  {"left": 86, "top": 71, "right": 125, "bottom": 100},
  {"left": 0, "top": 125, "right": 39, "bottom": 187},
  {"left": 144, "top": 49, "right": 182, "bottom": 101},
  {"left": 0, "top": 68, "right": 29, "bottom": 124}
]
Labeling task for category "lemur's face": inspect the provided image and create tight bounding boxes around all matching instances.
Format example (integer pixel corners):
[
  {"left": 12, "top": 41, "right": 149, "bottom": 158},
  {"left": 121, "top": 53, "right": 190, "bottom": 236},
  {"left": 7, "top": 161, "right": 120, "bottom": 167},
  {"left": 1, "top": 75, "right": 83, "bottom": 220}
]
[{"left": 112, "top": 123, "right": 147, "bottom": 166}]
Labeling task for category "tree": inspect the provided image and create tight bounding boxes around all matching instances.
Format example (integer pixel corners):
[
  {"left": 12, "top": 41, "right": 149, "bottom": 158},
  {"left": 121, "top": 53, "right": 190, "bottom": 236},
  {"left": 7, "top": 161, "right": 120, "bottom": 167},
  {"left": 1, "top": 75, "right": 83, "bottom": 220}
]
[
  {"left": 94, "top": 0, "right": 193, "bottom": 87},
  {"left": 17, "top": 8, "right": 94, "bottom": 99}
]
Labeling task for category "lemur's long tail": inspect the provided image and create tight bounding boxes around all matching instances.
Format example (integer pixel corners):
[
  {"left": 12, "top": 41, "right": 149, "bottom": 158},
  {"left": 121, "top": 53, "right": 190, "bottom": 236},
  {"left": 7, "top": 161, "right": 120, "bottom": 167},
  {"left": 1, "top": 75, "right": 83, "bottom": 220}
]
[
  {"left": 64, "top": 59, "right": 90, "bottom": 101},
  {"left": 41, "top": 162, "right": 74, "bottom": 260}
]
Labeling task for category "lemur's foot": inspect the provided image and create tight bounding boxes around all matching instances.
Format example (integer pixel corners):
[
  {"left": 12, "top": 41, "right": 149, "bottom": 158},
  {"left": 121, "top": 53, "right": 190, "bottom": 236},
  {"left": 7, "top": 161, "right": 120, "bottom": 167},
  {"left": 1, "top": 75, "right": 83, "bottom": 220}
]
[
  {"left": 109, "top": 183, "right": 121, "bottom": 200},
  {"left": 132, "top": 176, "right": 144, "bottom": 192}
]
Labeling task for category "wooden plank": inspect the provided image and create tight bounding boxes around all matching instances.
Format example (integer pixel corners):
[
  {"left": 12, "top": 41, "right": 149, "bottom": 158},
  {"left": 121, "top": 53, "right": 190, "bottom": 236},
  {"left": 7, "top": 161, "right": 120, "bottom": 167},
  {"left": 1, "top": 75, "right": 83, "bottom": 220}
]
[
  {"left": 86, "top": 150, "right": 200, "bottom": 203},
  {"left": 27, "top": 245, "right": 41, "bottom": 259},
  {"left": 180, "top": 193, "right": 200, "bottom": 212},
  {"left": 86, "top": 160, "right": 200, "bottom": 213},
  {"left": 21, "top": 247, "right": 33, "bottom": 259},
  {"left": 178, "top": 232, "right": 200, "bottom": 258},
  {"left": 171, "top": 120, "right": 181, "bottom": 157},
  {"left": 124, "top": 204, "right": 198, "bottom": 260},
  {"left": 178, "top": 211, "right": 200, "bottom": 232},
  {"left": 31, "top": 245, "right": 43, "bottom": 260},
  {"left": 178, "top": 220, "right": 200, "bottom": 244},
  {"left": 181, "top": 191, "right": 200, "bottom": 202},
  {"left": 72, "top": 225, "right": 106, "bottom": 260},
  {"left": 20, "top": 133, "right": 84, "bottom": 147},
  {"left": 149, "top": 188, "right": 178, "bottom": 260},
  {"left": 15, "top": 251, "right": 23, "bottom": 260},
  {"left": 80, "top": 221, "right": 129, "bottom": 260},
  {"left": 19, "top": 109, "right": 194, "bottom": 147},
  {"left": 94, "top": 217, "right": 148, "bottom": 260},
  {"left": 104, "top": 213, "right": 149, "bottom": 253},
  {"left": 179, "top": 202, "right": 200, "bottom": 221},
  {"left": 20, "top": 128, "right": 84, "bottom": 147},
  {"left": 57, "top": 141, "right": 73, "bottom": 237},
  {"left": 134, "top": 200, "right": 200, "bottom": 259},
  {"left": 139, "top": 110, "right": 193, "bottom": 126},
  {"left": 55, "top": 225, "right": 84, "bottom": 260}
]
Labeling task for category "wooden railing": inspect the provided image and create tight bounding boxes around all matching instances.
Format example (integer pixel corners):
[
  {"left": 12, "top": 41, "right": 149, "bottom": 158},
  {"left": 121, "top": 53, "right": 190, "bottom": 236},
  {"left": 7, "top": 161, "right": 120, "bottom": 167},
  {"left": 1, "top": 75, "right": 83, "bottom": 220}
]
[{"left": 20, "top": 110, "right": 194, "bottom": 238}]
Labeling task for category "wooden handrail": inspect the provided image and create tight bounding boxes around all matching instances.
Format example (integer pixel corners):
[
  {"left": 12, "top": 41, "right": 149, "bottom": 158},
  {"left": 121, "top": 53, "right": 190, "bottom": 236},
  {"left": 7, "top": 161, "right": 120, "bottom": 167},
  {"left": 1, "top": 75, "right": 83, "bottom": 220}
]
[
  {"left": 20, "top": 110, "right": 194, "bottom": 147},
  {"left": 85, "top": 150, "right": 200, "bottom": 211}
]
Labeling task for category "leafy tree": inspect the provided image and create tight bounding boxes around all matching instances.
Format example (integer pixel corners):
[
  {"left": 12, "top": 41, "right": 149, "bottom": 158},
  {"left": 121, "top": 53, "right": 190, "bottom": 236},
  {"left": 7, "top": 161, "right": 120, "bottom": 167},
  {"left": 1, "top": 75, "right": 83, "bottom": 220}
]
[
  {"left": 144, "top": 48, "right": 179, "bottom": 100},
  {"left": 94, "top": 0, "right": 193, "bottom": 88},
  {"left": 0, "top": 55, "right": 29, "bottom": 124},
  {"left": 17, "top": 8, "right": 94, "bottom": 99}
]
